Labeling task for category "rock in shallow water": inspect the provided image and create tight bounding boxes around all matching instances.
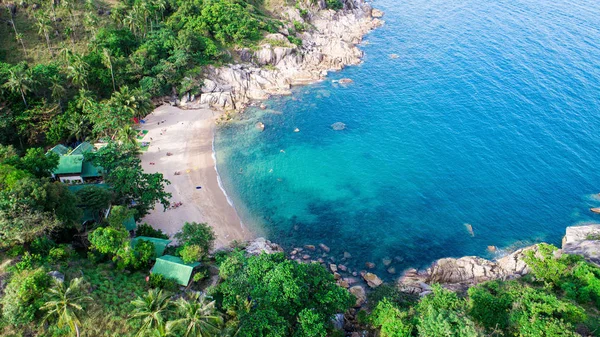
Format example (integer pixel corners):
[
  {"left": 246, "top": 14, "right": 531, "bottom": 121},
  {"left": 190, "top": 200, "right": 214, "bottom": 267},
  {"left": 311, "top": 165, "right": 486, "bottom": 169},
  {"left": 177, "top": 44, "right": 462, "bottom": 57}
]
[
  {"left": 363, "top": 272, "right": 383, "bottom": 288},
  {"left": 331, "top": 122, "right": 346, "bottom": 130}
]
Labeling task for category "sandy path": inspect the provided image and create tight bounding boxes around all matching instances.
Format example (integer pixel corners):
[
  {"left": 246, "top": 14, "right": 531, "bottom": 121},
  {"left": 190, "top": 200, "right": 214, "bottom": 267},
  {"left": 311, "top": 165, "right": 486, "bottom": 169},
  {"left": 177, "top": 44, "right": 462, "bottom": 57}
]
[{"left": 139, "top": 105, "right": 253, "bottom": 248}]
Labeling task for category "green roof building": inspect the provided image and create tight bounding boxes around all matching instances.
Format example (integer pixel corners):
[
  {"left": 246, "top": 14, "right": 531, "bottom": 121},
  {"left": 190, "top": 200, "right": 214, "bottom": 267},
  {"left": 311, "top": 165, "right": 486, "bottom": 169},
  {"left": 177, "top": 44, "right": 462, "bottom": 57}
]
[
  {"left": 131, "top": 236, "right": 172, "bottom": 258},
  {"left": 48, "top": 142, "right": 103, "bottom": 183},
  {"left": 48, "top": 144, "right": 70, "bottom": 156},
  {"left": 151, "top": 255, "right": 200, "bottom": 286}
]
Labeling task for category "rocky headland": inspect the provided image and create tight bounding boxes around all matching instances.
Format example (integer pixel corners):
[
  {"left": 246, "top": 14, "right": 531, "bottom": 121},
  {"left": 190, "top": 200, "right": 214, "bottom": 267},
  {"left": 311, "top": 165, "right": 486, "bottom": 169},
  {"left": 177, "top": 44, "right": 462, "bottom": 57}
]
[{"left": 175, "top": 0, "right": 384, "bottom": 111}]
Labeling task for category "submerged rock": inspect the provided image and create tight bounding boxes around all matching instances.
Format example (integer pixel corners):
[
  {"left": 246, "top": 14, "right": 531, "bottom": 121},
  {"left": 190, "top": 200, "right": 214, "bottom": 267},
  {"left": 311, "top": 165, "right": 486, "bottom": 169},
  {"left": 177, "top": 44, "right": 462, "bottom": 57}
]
[
  {"left": 338, "top": 78, "right": 354, "bottom": 84},
  {"left": 331, "top": 122, "right": 346, "bottom": 130},
  {"left": 365, "top": 262, "right": 375, "bottom": 269},
  {"left": 319, "top": 243, "right": 331, "bottom": 252},
  {"left": 255, "top": 122, "right": 265, "bottom": 131}
]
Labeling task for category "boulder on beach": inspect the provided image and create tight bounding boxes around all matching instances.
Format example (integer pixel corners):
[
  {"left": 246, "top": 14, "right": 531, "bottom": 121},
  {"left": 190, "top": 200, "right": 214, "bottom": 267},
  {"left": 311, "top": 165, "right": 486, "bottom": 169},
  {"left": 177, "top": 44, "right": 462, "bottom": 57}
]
[
  {"left": 349, "top": 286, "right": 366, "bottom": 307},
  {"left": 245, "top": 238, "right": 284, "bottom": 255},
  {"left": 331, "top": 122, "right": 346, "bottom": 131}
]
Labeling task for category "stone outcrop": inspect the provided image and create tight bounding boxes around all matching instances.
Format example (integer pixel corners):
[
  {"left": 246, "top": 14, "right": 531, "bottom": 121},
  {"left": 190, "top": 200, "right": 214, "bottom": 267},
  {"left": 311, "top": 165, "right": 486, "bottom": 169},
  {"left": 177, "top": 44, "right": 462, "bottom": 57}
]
[
  {"left": 178, "top": 0, "right": 383, "bottom": 110},
  {"left": 245, "top": 237, "right": 284, "bottom": 255},
  {"left": 562, "top": 224, "right": 600, "bottom": 266},
  {"left": 398, "top": 224, "right": 600, "bottom": 295}
]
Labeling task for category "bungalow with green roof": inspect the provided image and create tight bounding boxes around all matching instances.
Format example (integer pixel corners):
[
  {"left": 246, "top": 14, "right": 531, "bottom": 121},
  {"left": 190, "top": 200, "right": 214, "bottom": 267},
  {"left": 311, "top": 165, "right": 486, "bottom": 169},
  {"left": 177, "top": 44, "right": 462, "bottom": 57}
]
[
  {"left": 151, "top": 255, "right": 200, "bottom": 286},
  {"left": 131, "top": 236, "right": 172, "bottom": 258},
  {"left": 48, "top": 142, "right": 103, "bottom": 183}
]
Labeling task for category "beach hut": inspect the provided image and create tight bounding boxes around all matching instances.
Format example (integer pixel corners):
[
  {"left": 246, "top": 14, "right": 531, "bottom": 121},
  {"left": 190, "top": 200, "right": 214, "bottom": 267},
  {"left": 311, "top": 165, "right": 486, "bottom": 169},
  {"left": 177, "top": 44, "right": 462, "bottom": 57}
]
[
  {"left": 131, "top": 236, "right": 172, "bottom": 258},
  {"left": 151, "top": 255, "right": 200, "bottom": 286}
]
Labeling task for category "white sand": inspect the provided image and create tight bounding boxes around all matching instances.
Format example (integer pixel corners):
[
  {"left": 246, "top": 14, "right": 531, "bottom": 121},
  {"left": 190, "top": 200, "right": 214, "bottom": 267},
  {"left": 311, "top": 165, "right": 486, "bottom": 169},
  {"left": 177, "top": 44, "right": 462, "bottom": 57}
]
[{"left": 139, "top": 105, "right": 253, "bottom": 248}]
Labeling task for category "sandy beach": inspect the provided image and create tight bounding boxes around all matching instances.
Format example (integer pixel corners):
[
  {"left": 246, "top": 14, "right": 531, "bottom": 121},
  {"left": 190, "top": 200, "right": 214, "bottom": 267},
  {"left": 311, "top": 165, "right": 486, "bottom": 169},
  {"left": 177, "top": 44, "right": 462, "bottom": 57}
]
[{"left": 139, "top": 105, "right": 253, "bottom": 248}]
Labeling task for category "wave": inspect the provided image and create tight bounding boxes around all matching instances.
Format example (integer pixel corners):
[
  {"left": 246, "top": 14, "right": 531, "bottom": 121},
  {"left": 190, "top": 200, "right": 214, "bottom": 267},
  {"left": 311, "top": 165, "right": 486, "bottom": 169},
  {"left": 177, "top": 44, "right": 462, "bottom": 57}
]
[{"left": 211, "top": 131, "right": 246, "bottom": 229}]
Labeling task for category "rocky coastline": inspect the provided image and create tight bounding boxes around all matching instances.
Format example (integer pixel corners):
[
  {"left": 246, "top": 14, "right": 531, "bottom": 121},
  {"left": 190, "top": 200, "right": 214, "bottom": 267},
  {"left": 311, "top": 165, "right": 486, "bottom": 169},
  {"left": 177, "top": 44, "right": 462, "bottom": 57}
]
[
  {"left": 241, "top": 224, "right": 600, "bottom": 307},
  {"left": 173, "top": 0, "right": 384, "bottom": 111}
]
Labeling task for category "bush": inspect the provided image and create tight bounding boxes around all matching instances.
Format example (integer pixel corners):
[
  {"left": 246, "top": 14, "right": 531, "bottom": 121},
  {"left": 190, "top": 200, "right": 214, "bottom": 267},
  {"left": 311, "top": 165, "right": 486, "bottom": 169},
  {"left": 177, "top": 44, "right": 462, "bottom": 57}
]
[
  {"left": 174, "top": 222, "right": 216, "bottom": 260},
  {"left": 180, "top": 244, "right": 203, "bottom": 263},
  {"left": 148, "top": 273, "right": 179, "bottom": 291},
  {"left": 14, "top": 252, "right": 43, "bottom": 271},
  {"left": 370, "top": 299, "right": 413, "bottom": 337},
  {"left": 326, "top": 0, "right": 343, "bottom": 10},
  {"left": 48, "top": 245, "right": 71, "bottom": 262},
  {"left": 30, "top": 237, "right": 56, "bottom": 255},
  {"left": 416, "top": 285, "right": 480, "bottom": 337},
  {"left": 1, "top": 268, "right": 51, "bottom": 325},
  {"left": 136, "top": 223, "right": 169, "bottom": 239}
]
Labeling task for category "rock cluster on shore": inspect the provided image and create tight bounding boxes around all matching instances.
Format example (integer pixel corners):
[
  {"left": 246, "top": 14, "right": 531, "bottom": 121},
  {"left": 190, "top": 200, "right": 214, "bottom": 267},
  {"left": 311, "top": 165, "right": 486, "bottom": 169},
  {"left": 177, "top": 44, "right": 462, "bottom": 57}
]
[
  {"left": 398, "top": 224, "right": 600, "bottom": 296},
  {"left": 174, "top": 0, "right": 383, "bottom": 111}
]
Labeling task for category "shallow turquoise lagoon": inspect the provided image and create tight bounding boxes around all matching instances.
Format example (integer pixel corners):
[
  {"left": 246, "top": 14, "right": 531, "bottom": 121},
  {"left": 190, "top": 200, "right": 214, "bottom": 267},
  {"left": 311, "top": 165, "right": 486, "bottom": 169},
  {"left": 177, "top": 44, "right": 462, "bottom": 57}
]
[{"left": 215, "top": 0, "right": 600, "bottom": 278}]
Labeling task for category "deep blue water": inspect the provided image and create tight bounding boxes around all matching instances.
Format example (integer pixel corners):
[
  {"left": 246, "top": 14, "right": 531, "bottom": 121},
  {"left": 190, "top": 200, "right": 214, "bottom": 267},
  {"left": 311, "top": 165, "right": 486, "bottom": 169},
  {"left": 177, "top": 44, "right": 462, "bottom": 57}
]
[{"left": 215, "top": 0, "right": 600, "bottom": 278}]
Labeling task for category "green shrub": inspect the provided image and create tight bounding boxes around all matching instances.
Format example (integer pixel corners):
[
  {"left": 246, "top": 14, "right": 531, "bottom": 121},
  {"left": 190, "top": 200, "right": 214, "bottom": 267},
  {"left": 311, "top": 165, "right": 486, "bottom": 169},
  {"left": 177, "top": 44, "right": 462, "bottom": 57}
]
[
  {"left": 468, "top": 281, "right": 512, "bottom": 331},
  {"left": 287, "top": 35, "right": 303, "bottom": 46},
  {"left": 326, "top": 0, "right": 343, "bottom": 10},
  {"left": 180, "top": 244, "right": 203, "bottom": 263},
  {"left": 48, "top": 245, "right": 71, "bottom": 262},
  {"left": 370, "top": 299, "right": 413, "bottom": 337},
  {"left": 30, "top": 237, "right": 56, "bottom": 255},
  {"left": 174, "top": 222, "right": 216, "bottom": 260},
  {"left": 14, "top": 252, "right": 42, "bottom": 271},
  {"left": 1, "top": 268, "right": 51, "bottom": 325},
  {"left": 136, "top": 223, "right": 169, "bottom": 239},
  {"left": 416, "top": 285, "right": 481, "bottom": 337},
  {"left": 148, "top": 273, "right": 179, "bottom": 291}
]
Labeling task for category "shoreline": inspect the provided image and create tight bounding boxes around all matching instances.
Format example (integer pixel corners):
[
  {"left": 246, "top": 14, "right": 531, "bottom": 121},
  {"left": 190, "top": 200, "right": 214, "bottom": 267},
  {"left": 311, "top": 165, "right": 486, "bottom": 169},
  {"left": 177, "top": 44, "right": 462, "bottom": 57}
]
[
  {"left": 139, "top": 105, "right": 253, "bottom": 248},
  {"left": 142, "top": 1, "right": 384, "bottom": 247}
]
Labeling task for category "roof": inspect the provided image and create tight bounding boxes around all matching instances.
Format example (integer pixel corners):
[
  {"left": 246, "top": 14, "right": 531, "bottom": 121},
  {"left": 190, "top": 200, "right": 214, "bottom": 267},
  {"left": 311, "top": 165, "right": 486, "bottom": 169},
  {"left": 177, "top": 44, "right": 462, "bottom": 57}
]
[
  {"left": 71, "top": 142, "right": 95, "bottom": 155},
  {"left": 131, "top": 236, "right": 172, "bottom": 258},
  {"left": 54, "top": 155, "right": 84, "bottom": 175},
  {"left": 123, "top": 215, "right": 136, "bottom": 231},
  {"left": 151, "top": 255, "right": 200, "bottom": 286},
  {"left": 48, "top": 144, "right": 70, "bottom": 156},
  {"left": 81, "top": 160, "right": 103, "bottom": 178},
  {"left": 67, "top": 183, "right": 108, "bottom": 193}
]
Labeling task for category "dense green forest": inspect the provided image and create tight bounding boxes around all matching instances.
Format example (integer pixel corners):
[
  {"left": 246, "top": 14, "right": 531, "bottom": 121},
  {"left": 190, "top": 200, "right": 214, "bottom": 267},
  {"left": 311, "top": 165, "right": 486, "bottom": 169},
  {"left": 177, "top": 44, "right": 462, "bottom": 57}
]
[{"left": 2, "top": 0, "right": 600, "bottom": 336}]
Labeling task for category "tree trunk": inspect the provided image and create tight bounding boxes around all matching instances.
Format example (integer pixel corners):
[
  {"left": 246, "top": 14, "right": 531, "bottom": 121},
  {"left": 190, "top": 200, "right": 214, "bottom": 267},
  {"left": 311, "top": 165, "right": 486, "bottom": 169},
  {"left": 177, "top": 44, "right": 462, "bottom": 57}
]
[
  {"left": 9, "top": 19, "right": 26, "bottom": 56},
  {"left": 110, "top": 69, "right": 116, "bottom": 92},
  {"left": 45, "top": 33, "right": 53, "bottom": 56},
  {"left": 20, "top": 88, "right": 28, "bottom": 108},
  {"left": 75, "top": 323, "right": 80, "bottom": 337}
]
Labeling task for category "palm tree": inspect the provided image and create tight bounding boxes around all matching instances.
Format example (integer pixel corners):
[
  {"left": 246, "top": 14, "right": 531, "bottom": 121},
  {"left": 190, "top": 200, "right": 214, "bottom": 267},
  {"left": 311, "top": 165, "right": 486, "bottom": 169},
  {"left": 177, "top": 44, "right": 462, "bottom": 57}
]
[
  {"left": 118, "top": 126, "right": 139, "bottom": 147},
  {"left": 166, "top": 293, "right": 223, "bottom": 337},
  {"left": 75, "top": 88, "right": 95, "bottom": 113},
  {"left": 50, "top": 75, "right": 66, "bottom": 109},
  {"left": 3, "top": 67, "right": 35, "bottom": 107},
  {"left": 5, "top": 7, "right": 27, "bottom": 56},
  {"left": 35, "top": 11, "right": 54, "bottom": 55},
  {"left": 67, "top": 55, "right": 90, "bottom": 88},
  {"left": 130, "top": 289, "right": 173, "bottom": 337},
  {"left": 102, "top": 48, "right": 117, "bottom": 92},
  {"left": 40, "top": 277, "right": 92, "bottom": 337}
]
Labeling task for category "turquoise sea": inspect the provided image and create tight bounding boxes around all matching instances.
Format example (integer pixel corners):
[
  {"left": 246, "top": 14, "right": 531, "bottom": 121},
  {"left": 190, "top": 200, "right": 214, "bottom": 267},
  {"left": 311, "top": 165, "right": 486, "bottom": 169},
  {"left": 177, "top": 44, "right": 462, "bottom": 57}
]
[{"left": 215, "top": 0, "right": 600, "bottom": 278}]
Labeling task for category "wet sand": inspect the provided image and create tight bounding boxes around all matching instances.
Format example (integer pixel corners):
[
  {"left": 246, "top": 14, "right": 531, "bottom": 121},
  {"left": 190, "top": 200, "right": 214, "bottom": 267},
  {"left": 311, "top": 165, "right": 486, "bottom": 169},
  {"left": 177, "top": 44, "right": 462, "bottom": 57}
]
[{"left": 139, "top": 105, "right": 253, "bottom": 248}]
